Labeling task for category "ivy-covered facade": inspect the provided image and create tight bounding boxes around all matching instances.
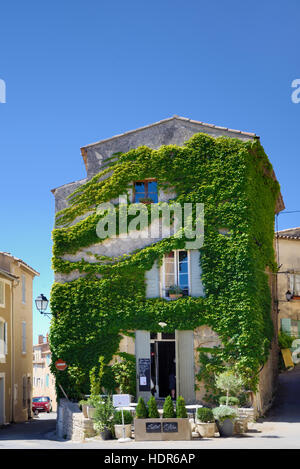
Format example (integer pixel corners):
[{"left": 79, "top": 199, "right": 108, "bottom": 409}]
[{"left": 50, "top": 116, "right": 284, "bottom": 408}]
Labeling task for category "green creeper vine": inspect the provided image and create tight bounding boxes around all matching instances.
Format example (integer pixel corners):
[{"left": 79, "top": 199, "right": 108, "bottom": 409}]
[{"left": 49, "top": 133, "right": 280, "bottom": 400}]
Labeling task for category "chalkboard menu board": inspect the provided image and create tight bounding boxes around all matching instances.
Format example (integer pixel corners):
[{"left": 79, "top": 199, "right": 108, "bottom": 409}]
[
  {"left": 138, "top": 358, "right": 151, "bottom": 391},
  {"left": 163, "top": 422, "right": 178, "bottom": 433},
  {"left": 146, "top": 422, "right": 162, "bottom": 433}
]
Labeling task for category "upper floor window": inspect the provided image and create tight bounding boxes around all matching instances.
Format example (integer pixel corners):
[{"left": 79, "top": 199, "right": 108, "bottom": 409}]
[
  {"left": 0, "top": 281, "right": 4, "bottom": 307},
  {"left": 0, "top": 319, "right": 7, "bottom": 358},
  {"left": 162, "top": 250, "right": 190, "bottom": 298},
  {"left": 133, "top": 180, "right": 158, "bottom": 203},
  {"left": 289, "top": 274, "right": 300, "bottom": 296},
  {"left": 22, "top": 275, "right": 26, "bottom": 304}
]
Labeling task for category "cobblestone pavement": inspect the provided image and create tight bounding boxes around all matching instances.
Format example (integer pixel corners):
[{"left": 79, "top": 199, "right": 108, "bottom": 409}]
[{"left": 1, "top": 366, "right": 300, "bottom": 449}]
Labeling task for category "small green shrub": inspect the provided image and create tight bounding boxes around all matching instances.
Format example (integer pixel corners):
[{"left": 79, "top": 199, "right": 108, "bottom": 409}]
[
  {"left": 278, "top": 331, "right": 296, "bottom": 349},
  {"left": 135, "top": 397, "right": 148, "bottom": 419},
  {"left": 196, "top": 407, "right": 214, "bottom": 423},
  {"left": 147, "top": 396, "right": 160, "bottom": 418},
  {"left": 93, "top": 395, "right": 114, "bottom": 432},
  {"left": 212, "top": 405, "right": 237, "bottom": 422},
  {"left": 113, "top": 410, "right": 133, "bottom": 425},
  {"left": 219, "top": 396, "right": 239, "bottom": 406},
  {"left": 163, "top": 396, "right": 175, "bottom": 418},
  {"left": 176, "top": 396, "right": 187, "bottom": 418}
]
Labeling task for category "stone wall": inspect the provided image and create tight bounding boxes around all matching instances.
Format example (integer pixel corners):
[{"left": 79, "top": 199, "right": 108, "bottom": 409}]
[{"left": 56, "top": 399, "right": 96, "bottom": 441}]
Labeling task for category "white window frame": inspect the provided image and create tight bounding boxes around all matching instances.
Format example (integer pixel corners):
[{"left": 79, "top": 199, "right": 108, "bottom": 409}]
[
  {"left": 289, "top": 273, "right": 300, "bottom": 296},
  {"left": 161, "top": 250, "right": 191, "bottom": 299},
  {"left": 0, "top": 281, "right": 5, "bottom": 308},
  {"left": 0, "top": 319, "right": 7, "bottom": 360}
]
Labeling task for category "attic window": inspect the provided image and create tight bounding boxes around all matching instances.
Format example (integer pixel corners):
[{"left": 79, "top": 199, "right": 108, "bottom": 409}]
[{"left": 133, "top": 180, "right": 158, "bottom": 203}]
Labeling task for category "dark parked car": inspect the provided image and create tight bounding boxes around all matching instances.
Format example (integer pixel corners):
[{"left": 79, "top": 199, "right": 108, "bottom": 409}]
[{"left": 32, "top": 396, "right": 52, "bottom": 414}]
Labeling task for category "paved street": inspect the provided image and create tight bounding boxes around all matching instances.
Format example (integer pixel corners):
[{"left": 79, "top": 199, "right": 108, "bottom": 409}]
[{"left": 1, "top": 366, "right": 300, "bottom": 449}]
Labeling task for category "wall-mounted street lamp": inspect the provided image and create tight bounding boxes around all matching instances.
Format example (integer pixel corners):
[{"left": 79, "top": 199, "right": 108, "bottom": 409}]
[
  {"left": 286, "top": 290, "right": 293, "bottom": 302},
  {"left": 35, "top": 294, "right": 51, "bottom": 317}
]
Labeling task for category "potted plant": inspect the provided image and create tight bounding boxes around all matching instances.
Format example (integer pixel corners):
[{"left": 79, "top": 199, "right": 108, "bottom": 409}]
[
  {"left": 148, "top": 396, "right": 160, "bottom": 418},
  {"left": 213, "top": 405, "right": 237, "bottom": 437},
  {"left": 167, "top": 285, "right": 183, "bottom": 300},
  {"left": 136, "top": 396, "right": 148, "bottom": 419},
  {"left": 195, "top": 407, "right": 216, "bottom": 438},
  {"left": 219, "top": 396, "right": 239, "bottom": 408},
  {"left": 86, "top": 395, "right": 101, "bottom": 419},
  {"left": 134, "top": 395, "right": 191, "bottom": 441},
  {"left": 93, "top": 396, "right": 115, "bottom": 440},
  {"left": 79, "top": 399, "right": 89, "bottom": 418},
  {"left": 113, "top": 410, "right": 133, "bottom": 439},
  {"left": 138, "top": 197, "right": 153, "bottom": 205},
  {"left": 163, "top": 395, "right": 176, "bottom": 418},
  {"left": 215, "top": 369, "right": 244, "bottom": 406}
]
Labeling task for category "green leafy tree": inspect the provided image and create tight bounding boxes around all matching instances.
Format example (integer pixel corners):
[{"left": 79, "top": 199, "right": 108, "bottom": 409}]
[
  {"left": 147, "top": 396, "right": 160, "bottom": 418},
  {"left": 215, "top": 370, "right": 243, "bottom": 406},
  {"left": 163, "top": 396, "right": 175, "bottom": 418}
]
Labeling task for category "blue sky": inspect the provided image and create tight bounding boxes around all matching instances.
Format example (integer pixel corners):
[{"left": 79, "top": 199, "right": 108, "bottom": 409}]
[{"left": 0, "top": 0, "right": 299, "bottom": 341}]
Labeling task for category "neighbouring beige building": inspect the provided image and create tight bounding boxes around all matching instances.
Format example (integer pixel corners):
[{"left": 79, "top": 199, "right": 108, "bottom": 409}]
[
  {"left": 0, "top": 252, "right": 39, "bottom": 424},
  {"left": 33, "top": 334, "right": 57, "bottom": 411},
  {"left": 276, "top": 228, "right": 300, "bottom": 338}
]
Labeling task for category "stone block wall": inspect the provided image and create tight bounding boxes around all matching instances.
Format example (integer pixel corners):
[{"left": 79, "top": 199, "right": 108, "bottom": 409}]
[{"left": 56, "top": 399, "right": 96, "bottom": 441}]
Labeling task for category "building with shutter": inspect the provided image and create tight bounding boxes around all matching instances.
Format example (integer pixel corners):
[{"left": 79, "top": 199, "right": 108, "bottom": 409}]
[
  {"left": 51, "top": 116, "right": 284, "bottom": 412},
  {"left": 276, "top": 228, "right": 300, "bottom": 338},
  {"left": 0, "top": 252, "right": 39, "bottom": 424},
  {"left": 32, "top": 334, "right": 57, "bottom": 411}
]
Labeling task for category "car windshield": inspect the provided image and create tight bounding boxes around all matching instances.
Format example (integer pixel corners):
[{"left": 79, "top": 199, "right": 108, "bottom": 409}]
[{"left": 33, "top": 397, "right": 49, "bottom": 402}]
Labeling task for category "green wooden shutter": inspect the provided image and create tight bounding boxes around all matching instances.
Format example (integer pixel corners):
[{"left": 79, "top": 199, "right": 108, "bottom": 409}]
[{"left": 281, "top": 318, "right": 291, "bottom": 335}]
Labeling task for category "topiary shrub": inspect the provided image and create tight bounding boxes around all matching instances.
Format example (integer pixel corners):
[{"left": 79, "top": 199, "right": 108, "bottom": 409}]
[
  {"left": 163, "top": 396, "right": 175, "bottom": 418},
  {"left": 113, "top": 410, "right": 133, "bottom": 425},
  {"left": 196, "top": 407, "right": 214, "bottom": 423},
  {"left": 147, "top": 396, "right": 160, "bottom": 418},
  {"left": 219, "top": 396, "right": 239, "bottom": 406},
  {"left": 135, "top": 397, "right": 148, "bottom": 419},
  {"left": 176, "top": 396, "right": 187, "bottom": 418}
]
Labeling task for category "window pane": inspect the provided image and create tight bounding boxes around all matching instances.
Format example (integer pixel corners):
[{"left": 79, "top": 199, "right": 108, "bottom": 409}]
[
  {"left": 179, "top": 273, "right": 189, "bottom": 289},
  {"left": 148, "top": 192, "right": 158, "bottom": 203},
  {"left": 135, "top": 182, "right": 145, "bottom": 193},
  {"left": 135, "top": 192, "right": 147, "bottom": 202},
  {"left": 179, "top": 261, "right": 188, "bottom": 273},
  {"left": 179, "top": 251, "right": 188, "bottom": 262},
  {"left": 148, "top": 181, "right": 157, "bottom": 192}
]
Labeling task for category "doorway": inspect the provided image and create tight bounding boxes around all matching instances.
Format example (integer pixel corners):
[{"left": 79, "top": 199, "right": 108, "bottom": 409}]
[{"left": 150, "top": 333, "right": 176, "bottom": 399}]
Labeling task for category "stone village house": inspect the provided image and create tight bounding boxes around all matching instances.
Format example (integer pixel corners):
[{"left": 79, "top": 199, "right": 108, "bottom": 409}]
[
  {"left": 0, "top": 252, "right": 39, "bottom": 424},
  {"left": 51, "top": 116, "right": 284, "bottom": 414},
  {"left": 276, "top": 228, "right": 300, "bottom": 339}
]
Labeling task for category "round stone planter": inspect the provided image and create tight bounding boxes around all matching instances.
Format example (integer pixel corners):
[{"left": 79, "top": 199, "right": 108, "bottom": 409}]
[
  {"left": 216, "top": 419, "right": 234, "bottom": 437},
  {"left": 114, "top": 424, "right": 132, "bottom": 439},
  {"left": 196, "top": 422, "right": 216, "bottom": 438},
  {"left": 87, "top": 406, "right": 96, "bottom": 419}
]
